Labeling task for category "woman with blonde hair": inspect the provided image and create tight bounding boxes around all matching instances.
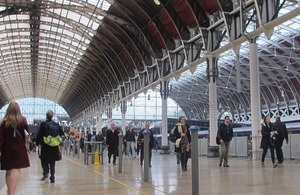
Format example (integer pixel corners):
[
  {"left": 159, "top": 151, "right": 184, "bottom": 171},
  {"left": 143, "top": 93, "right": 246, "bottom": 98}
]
[{"left": 0, "top": 102, "right": 30, "bottom": 195}]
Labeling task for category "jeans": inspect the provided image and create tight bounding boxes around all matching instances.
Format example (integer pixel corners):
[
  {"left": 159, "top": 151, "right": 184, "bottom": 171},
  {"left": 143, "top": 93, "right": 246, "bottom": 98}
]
[
  {"left": 176, "top": 152, "right": 181, "bottom": 165},
  {"left": 41, "top": 159, "right": 55, "bottom": 181},
  {"left": 262, "top": 144, "right": 275, "bottom": 163},
  {"left": 180, "top": 152, "right": 189, "bottom": 169},
  {"left": 219, "top": 141, "right": 230, "bottom": 165},
  {"left": 108, "top": 147, "right": 118, "bottom": 164},
  {"left": 126, "top": 141, "right": 136, "bottom": 157}
]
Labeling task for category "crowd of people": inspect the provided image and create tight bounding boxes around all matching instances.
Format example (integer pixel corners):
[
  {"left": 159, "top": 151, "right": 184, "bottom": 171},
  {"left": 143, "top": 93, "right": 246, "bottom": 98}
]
[{"left": 0, "top": 101, "right": 290, "bottom": 195}]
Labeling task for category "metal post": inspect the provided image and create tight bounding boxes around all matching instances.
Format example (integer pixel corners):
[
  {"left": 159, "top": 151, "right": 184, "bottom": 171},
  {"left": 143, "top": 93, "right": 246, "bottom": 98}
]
[
  {"left": 190, "top": 126, "right": 200, "bottom": 195},
  {"left": 207, "top": 55, "right": 219, "bottom": 157},
  {"left": 118, "top": 133, "right": 123, "bottom": 173},
  {"left": 143, "top": 130, "right": 150, "bottom": 182},
  {"left": 160, "top": 80, "right": 170, "bottom": 154},
  {"left": 107, "top": 108, "right": 112, "bottom": 129},
  {"left": 250, "top": 41, "right": 261, "bottom": 160}
]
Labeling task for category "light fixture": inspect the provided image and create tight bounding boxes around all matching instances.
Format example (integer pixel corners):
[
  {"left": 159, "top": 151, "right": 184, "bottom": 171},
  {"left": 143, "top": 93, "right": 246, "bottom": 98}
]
[{"left": 154, "top": 0, "right": 160, "bottom": 5}]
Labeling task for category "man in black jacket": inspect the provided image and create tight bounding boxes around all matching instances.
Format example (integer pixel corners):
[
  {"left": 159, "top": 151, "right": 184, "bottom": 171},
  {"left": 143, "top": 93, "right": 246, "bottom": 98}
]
[
  {"left": 274, "top": 116, "right": 288, "bottom": 165},
  {"left": 106, "top": 122, "right": 119, "bottom": 165},
  {"left": 36, "top": 110, "right": 64, "bottom": 183},
  {"left": 139, "top": 123, "right": 154, "bottom": 167},
  {"left": 217, "top": 116, "right": 233, "bottom": 167}
]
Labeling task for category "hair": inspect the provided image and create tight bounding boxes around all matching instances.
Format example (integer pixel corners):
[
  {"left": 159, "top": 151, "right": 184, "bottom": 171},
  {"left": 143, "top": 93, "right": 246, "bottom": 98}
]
[
  {"left": 3, "top": 101, "right": 23, "bottom": 128},
  {"left": 178, "top": 116, "right": 185, "bottom": 123},
  {"left": 275, "top": 115, "right": 281, "bottom": 121},
  {"left": 224, "top": 116, "right": 230, "bottom": 120},
  {"left": 46, "top": 110, "right": 54, "bottom": 120},
  {"left": 263, "top": 115, "right": 270, "bottom": 125}
]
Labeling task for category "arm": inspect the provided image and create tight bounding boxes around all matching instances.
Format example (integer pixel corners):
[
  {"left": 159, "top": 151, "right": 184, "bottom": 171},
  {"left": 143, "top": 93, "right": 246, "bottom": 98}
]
[
  {"left": 284, "top": 124, "right": 289, "bottom": 143},
  {"left": 261, "top": 125, "right": 270, "bottom": 136},
  {"left": 187, "top": 129, "right": 191, "bottom": 143},
  {"left": 217, "top": 124, "right": 222, "bottom": 140},
  {"left": 36, "top": 123, "right": 44, "bottom": 146},
  {"left": 0, "top": 123, "right": 4, "bottom": 151}
]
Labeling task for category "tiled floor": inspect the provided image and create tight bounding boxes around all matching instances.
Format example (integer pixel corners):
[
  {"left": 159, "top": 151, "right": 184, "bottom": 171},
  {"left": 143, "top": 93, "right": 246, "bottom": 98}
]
[{"left": 1, "top": 151, "right": 299, "bottom": 194}]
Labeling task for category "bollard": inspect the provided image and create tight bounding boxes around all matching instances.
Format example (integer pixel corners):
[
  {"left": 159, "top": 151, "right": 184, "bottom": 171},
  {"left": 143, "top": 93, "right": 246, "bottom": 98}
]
[
  {"left": 189, "top": 125, "right": 200, "bottom": 195},
  {"left": 94, "top": 151, "right": 100, "bottom": 166},
  {"left": 118, "top": 133, "right": 123, "bottom": 173},
  {"left": 143, "top": 130, "right": 150, "bottom": 182}
]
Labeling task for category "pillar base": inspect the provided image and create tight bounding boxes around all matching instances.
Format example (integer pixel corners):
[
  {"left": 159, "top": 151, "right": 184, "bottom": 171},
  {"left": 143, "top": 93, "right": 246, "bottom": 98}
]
[
  {"left": 160, "top": 145, "right": 170, "bottom": 154},
  {"left": 207, "top": 146, "right": 220, "bottom": 158}
]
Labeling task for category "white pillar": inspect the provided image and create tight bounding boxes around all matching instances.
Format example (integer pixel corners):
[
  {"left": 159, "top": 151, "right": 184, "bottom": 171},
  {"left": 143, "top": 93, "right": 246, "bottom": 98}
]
[
  {"left": 160, "top": 80, "right": 170, "bottom": 154},
  {"left": 96, "top": 113, "right": 102, "bottom": 134},
  {"left": 208, "top": 56, "right": 218, "bottom": 147},
  {"left": 250, "top": 42, "right": 261, "bottom": 160},
  {"left": 107, "top": 108, "right": 112, "bottom": 129},
  {"left": 121, "top": 102, "right": 127, "bottom": 133}
]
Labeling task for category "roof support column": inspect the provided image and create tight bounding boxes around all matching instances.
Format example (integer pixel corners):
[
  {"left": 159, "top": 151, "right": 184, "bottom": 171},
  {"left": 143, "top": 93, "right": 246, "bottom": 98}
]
[
  {"left": 160, "top": 80, "right": 170, "bottom": 154},
  {"left": 250, "top": 41, "right": 261, "bottom": 160},
  {"left": 96, "top": 113, "right": 102, "bottom": 134},
  {"left": 208, "top": 55, "right": 219, "bottom": 157},
  {"left": 107, "top": 108, "right": 112, "bottom": 129},
  {"left": 121, "top": 102, "right": 127, "bottom": 134}
]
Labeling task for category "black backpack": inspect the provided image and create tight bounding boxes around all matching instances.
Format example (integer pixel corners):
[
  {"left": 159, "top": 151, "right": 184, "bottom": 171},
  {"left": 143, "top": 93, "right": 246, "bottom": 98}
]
[{"left": 44, "top": 121, "right": 60, "bottom": 137}]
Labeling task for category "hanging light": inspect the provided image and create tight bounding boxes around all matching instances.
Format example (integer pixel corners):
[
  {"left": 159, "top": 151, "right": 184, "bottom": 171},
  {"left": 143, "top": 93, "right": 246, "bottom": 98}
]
[{"left": 153, "top": 0, "right": 160, "bottom": 5}]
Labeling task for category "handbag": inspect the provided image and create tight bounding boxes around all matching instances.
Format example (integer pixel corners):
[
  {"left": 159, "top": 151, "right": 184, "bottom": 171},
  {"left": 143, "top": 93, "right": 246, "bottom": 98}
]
[
  {"left": 216, "top": 137, "right": 220, "bottom": 145},
  {"left": 56, "top": 148, "right": 62, "bottom": 161}
]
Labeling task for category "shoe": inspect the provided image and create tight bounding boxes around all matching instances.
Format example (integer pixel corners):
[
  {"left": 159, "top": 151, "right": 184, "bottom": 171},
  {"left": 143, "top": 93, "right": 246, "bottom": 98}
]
[
  {"left": 140, "top": 162, "right": 143, "bottom": 167},
  {"left": 133, "top": 156, "right": 136, "bottom": 159},
  {"left": 149, "top": 164, "right": 152, "bottom": 168},
  {"left": 273, "top": 163, "right": 278, "bottom": 168},
  {"left": 261, "top": 162, "right": 264, "bottom": 167},
  {"left": 41, "top": 175, "right": 48, "bottom": 181},
  {"left": 50, "top": 179, "right": 55, "bottom": 183},
  {"left": 113, "top": 162, "right": 116, "bottom": 165},
  {"left": 224, "top": 164, "right": 230, "bottom": 167},
  {"left": 219, "top": 163, "right": 222, "bottom": 167}
]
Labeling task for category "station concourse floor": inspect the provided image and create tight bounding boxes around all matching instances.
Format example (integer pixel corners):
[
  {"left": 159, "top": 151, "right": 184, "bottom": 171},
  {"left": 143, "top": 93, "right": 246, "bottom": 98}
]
[{"left": 0, "top": 151, "right": 299, "bottom": 195}]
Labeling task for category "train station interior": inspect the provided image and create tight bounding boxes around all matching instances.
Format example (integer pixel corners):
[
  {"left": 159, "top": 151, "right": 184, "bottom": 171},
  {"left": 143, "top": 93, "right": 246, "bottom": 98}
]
[{"left": 0, "top": 0, "right": 300, "bottom": 194}]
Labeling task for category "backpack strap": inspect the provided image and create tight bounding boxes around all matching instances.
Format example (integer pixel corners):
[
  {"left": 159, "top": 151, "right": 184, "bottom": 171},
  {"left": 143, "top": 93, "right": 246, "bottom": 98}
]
[{"left": 14, "top": 128, "right": 25, "bottom": 143}]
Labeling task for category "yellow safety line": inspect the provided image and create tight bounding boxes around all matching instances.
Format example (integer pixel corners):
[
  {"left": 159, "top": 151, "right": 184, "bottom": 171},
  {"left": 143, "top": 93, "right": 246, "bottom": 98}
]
[
  {"left": 64, "top": 157, "right": 149, "bottom": 195},
  {"left": 93, "top": 170, "right": 150, "bottom": 195},
  {"left": 63, "top": 156, "right": 88, "bottom": 169}
]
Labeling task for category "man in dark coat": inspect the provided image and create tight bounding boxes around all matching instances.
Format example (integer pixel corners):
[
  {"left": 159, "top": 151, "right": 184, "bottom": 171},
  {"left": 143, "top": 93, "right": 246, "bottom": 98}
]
[
  {"left": 86, "top": 130, "right": 93, "bottom": 152},
  {"left": 274, "top": 116, "right": 288, "bottom": 165},
  {"left": 106, "top": 122, "right": 119, "bottom": 165},
  {"left": 36, "top": 110, "right": 64, "bottom": 183},
  {"left": 138, "top": 123, "right": 154, "bottom": 167},
  {"left": 217, "top": 116, "right": 233, "bottom": 167}
]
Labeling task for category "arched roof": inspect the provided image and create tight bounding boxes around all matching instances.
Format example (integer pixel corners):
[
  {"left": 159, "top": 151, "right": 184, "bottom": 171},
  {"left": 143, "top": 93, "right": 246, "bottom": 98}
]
[{"left": 0, "top": 0, "right": 299, "bottom": 119}]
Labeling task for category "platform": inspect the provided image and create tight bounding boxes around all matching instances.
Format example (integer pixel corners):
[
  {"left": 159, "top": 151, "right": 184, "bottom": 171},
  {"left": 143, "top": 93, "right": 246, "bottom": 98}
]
[{"left": 0, "top": 151, "right": 299, "bottom": 195}]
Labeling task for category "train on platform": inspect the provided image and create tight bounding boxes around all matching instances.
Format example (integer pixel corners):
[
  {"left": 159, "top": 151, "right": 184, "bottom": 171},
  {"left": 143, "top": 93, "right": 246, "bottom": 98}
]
[{"left": 153, "top": 121, "right": 300, "bottom": 143}]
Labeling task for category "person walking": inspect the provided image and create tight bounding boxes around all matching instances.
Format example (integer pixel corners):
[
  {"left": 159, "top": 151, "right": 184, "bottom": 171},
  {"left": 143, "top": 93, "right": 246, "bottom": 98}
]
[
  {"left": 0, "top": 102, "right": 30, "bottom": 195},
  {"left": 139, "top": 123, "right": 154, "bottom": 167},
  {"left": 260, "top": 115, "right": 277, "bottom": 168},
  {"left": 106, "top": 122, "right": 119, "bottom": 165},
  {"left": 95, "top": 130, "right": 105, "bottom": 152},
  {"left": 135, "top": 132, "right": 140, "bottom": 156},
  {"left": 217, "top": 116, "right": 233, "bottom": 167},
  {"left": 36, "top": 110, "right": 64, "bottom": 183},
  {"left": 171, "top": 116, "right": 190, "bottom": 169},
  {"left": 274, "top": 116, "right": 288, "bottom": 166},
  {"left": 125, "top": 124, "right": 136, "bottom": 159}
]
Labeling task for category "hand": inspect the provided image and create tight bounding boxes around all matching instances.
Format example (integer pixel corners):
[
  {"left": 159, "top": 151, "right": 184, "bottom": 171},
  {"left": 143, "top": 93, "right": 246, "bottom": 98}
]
[
  {"left": 286, "top": 140, "right": 289, "bottom": 144},
  {"left": 274, "top": 131, "right": 278, "bottom": 135},
  {"left": 271, "top": 132, "right": 274, "bottom": 135},
  {"left": 220, "top": 139, "right": 224, "bottom": 144},
  {"left": 181, "top": 133, "right": 185, "bottom": 137}
]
